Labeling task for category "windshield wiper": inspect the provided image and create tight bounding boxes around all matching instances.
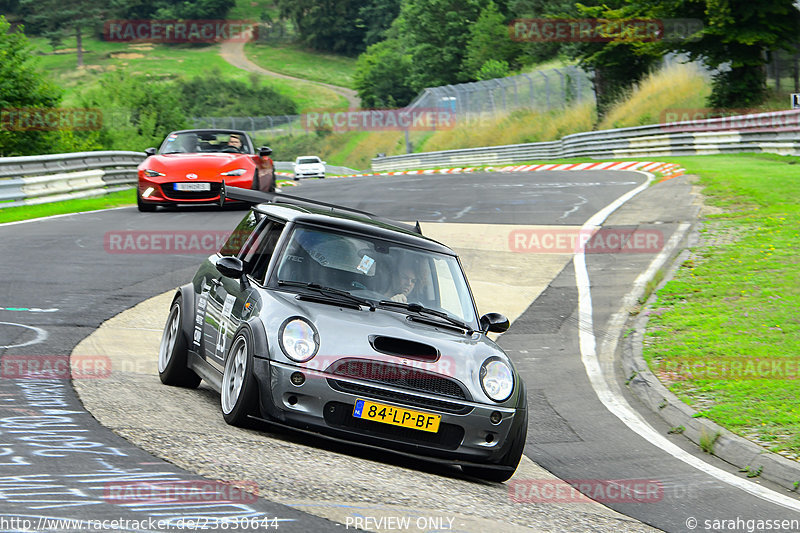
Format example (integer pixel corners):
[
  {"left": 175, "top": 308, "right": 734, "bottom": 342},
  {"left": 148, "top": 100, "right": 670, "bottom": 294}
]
[
  {"left": 278, "top": 280, "right": 376, "bottom": 310},
  {"left": 377, "top": 300, "right": 472, "bottom": 333}
]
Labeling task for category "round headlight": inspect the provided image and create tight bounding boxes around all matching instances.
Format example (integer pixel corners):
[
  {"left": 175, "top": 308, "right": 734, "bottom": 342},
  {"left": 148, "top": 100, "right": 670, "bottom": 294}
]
[
  {"left": 480, "top": 358, "right": 514, "bottom": 402},
  {"left": 279, "top": 318, "right": 319, "bottom": 362}
]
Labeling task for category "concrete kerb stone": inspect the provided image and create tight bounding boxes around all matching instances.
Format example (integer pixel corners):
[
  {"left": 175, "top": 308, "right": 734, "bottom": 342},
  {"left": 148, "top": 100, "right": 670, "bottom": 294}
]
[{"left": 619, "top": 191, "right": 800, "bottom": 493}]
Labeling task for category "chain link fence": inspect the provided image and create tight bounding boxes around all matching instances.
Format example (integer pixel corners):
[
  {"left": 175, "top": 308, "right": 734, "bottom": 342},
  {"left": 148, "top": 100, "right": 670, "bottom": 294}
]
[
  {"left": 189, "top": 115, "right": 304, "bottom": 136},
  {"left": 190, "top": 66, "right": 595, "bottom": 136},
  {"left": 405, "top": 66, "right": 594, "bottom": 123}
]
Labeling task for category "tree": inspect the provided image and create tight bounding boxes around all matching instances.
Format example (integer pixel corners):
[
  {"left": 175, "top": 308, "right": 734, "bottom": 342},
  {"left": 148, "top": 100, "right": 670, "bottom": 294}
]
[
  {"left": 152, "top": 0, "right": 231, "bottom": 20},
  {"left": 396, "top": 0, "right": 488, "bottom": 91},
  {"left": 110, "top": 0, "right": 231, "bottom": 20},
  {"left": 175, "top": 72, "right": 298, "bottom": 117},
  {"left": 565, "top": 2, "right": 661, "bottom": 116},
  {"left": 641, "top": 0, "right": 800, "bottom": 107},
  {"left": 476, "top": 59, "right": 512, "bottom": 80},
  {"left": 78, "top": 71, "right": 188, "bottom": 151},
  {"left": 18, "top": 0, "right": 107, "bottom": 68},
  {"left": 276, "top": 0, "right": 371, "bottom": 56},
  {"left": 354, "top": 38, "right": 417, "bottom": 107},
  {"left": 358, "top": 0, "right": 402, "bottom": 47},
  {"left": 508, "top": 0, "right": 578, "bottom": 65},
  {"left": 0, "top": 16, "right": 62, "bottom": 156},
  {"left": 460, "top": 1, "right": 521, "bottom": 81}
]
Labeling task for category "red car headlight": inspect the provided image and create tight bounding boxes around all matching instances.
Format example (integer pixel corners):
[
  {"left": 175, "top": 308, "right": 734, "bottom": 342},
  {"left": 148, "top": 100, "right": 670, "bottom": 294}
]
[{"left": 221, "top": 169, "right": 247, "bottom": 176}]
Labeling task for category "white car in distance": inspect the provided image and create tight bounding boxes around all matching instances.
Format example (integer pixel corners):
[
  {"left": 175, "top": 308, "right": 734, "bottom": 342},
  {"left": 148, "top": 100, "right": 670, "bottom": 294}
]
[{"left": 293, "top": 156, "right": 326, "bottom": 180}]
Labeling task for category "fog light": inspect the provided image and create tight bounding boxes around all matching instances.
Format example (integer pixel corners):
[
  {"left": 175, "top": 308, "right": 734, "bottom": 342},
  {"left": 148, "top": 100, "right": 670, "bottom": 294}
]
[
  {"left": 290, "top": 372, "right": 305, "bottom": 386},
  {"left": 288, "top": 395, "right": 298, "bottom": 406},
  {"left": 142, "top": 187, "right": 154, "bottom": 198},
  {"left": 490, "top": 411, "right": 502, "bottom": 425},
  {"left": 485, "top": 433, "right": 495, "bottom": 443}
]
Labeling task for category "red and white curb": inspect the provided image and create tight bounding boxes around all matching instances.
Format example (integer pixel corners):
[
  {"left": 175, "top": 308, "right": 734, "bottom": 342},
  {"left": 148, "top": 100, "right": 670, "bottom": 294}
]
[
  {"left": 312, "top": 161, "right": 685, "bottom": 180},
  {"left": 278, "top": 161, "right": 685, "bottom": 181}
]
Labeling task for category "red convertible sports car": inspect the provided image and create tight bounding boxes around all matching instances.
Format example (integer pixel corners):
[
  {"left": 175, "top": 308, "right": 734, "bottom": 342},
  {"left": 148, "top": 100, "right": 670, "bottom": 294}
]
[{"left": 137, "top": 129, "right": 275, "bottom": 212}]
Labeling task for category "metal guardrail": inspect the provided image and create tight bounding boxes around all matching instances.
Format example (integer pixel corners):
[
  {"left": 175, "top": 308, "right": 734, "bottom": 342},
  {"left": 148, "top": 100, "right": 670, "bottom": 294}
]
[
  {"left": 0, "top": 151, "right": 145, "bottom": 209},
  {"left": 3, "top": 109, "right": 798, "bottom": 208},
  {"left": 372, "top": 110, "right": 800, "bottom": 171}
]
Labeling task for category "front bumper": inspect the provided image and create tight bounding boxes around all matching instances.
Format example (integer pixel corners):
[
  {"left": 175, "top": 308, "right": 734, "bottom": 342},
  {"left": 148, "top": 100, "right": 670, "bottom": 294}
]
[
  {"left": 138, "top": 175, "right": 253, "bottom": 204},
  {"left": 253, "top": 359, "right": 522, "bottom": 464},
  {"left": 293, "top": 170, "right": 325, "bottom": 179}
]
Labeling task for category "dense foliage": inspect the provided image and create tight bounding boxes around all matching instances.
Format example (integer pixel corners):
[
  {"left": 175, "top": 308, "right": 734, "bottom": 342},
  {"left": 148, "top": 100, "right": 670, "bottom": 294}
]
[
  {"left": 175, "top": 73, "right": 298, "bottom": 118},
  {"left": 0, "top": 16, "right": 66, "bottom": 156}
]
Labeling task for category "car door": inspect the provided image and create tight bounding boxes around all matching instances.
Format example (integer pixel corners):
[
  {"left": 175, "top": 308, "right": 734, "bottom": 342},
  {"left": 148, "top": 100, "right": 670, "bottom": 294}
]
[{"left": 202, "top": 218, "right": 286, "bottom": 371}]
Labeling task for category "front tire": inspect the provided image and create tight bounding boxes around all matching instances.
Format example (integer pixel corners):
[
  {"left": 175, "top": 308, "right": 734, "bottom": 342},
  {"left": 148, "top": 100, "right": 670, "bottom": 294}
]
[
  {"left": 158, "top": 297, "right": 201, "bottom": 388},
  {"left": 221, "top": 329, "right": 258, "bottom": 427},
  {"left": 137, "top": 192, "right": 157, "bottom": 212},
  {"left": 461, "top": 408, "right": 528, "bottom": 483}
]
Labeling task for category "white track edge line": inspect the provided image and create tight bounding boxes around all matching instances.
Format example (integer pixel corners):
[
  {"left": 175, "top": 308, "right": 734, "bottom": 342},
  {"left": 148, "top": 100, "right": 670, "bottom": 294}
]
[
  {"left": 0, "top": 206, "right": 130, "bottom": 227},
  {"left": 574, "top": 171, "right": 800, "bottom": 512}
]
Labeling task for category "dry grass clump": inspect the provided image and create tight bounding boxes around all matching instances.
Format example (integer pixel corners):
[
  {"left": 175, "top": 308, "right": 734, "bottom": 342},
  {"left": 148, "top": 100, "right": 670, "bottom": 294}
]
[{"left": 598, "top": 63, "right": 711, "bottom": 130}]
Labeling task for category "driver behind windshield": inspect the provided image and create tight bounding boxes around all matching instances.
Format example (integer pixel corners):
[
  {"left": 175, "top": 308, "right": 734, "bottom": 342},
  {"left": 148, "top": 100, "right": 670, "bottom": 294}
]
[
  {"left": 387, "top": 263, "right": 420, "bottom": 303},
  {"left": 226, "top": 134, "right": 243, "bottom": 152}
]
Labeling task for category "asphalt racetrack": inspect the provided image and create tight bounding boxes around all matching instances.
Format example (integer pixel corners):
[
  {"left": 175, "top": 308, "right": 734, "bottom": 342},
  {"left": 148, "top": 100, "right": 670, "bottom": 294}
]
[{"left": 1, "top": 170, "right": 799, "bottom": 532}]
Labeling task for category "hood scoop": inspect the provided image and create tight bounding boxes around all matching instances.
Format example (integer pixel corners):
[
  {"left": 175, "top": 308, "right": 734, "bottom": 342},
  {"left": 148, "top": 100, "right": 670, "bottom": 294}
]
[{"left": 369, "top": 335, "right": 439, "bottom": 362}]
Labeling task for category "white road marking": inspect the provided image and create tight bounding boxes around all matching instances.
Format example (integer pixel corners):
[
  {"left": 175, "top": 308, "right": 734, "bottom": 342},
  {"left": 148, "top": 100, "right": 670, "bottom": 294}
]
[
  {"left": 0, "top": 206, "right": 129, "bottom": 227},
  {"left": 0, "top": 322, "right": 48, "bottom": 349},
  {"left": 573, "top": 171, "right": 800, "bottom": 511}
]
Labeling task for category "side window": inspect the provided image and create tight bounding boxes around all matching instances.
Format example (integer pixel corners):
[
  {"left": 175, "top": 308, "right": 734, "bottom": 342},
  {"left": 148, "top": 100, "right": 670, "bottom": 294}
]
[
  {"left": 219, "top": 211, "right": 261, "bottom": 257},
  {"left": 432, "top": 257, "right": 462, "bottom": 317},
  {"left": 245, "top": 221, "right": 286, "bottom": 284}
]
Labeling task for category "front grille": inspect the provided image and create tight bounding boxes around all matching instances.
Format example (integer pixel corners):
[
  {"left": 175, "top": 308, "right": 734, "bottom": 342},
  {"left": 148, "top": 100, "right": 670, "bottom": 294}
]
[
  {"left": 327, "top": 358, "right": 469, "bottom": 400},
  {"left": 162, "top": 182, "right": 220, "bottom": 200},
  {"left": 328, "top": 379, "right": 472, "bottom": 414},
  {"left": 323, "top": 401, "right": 465, "bottom": 450}
]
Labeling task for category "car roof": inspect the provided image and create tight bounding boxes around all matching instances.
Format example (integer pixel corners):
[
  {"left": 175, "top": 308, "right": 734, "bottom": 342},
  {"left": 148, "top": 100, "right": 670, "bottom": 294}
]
[{"left": 254, "top": 203, "right": 455, "bottom": 255}]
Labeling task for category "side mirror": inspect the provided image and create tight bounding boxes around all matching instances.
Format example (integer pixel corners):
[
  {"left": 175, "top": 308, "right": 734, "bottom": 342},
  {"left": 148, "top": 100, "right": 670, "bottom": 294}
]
[
  {"left": 216, "top": 256, "right": 244, "bottom": 279},
  {"left": 321, "top": 161, "right": 327, "bottom": 165},
  {"left": 258, "top": 146, "right": 273, "bottom": 157},
  {"left": 480, "top": 313, "right": 510, "bottom": 334},
  {"left": 145, "top": 147, "right": 157, "bottom": 157}
]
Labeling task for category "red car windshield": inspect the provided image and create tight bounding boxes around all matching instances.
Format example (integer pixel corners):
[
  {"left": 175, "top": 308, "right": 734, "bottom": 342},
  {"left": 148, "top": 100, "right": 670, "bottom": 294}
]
[{"left": 160, "top": 131, "right": 253, "bottom": 155}]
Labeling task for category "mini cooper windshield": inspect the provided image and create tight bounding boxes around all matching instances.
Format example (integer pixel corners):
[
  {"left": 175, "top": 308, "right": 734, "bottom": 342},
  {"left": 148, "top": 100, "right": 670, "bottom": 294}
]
[{"left": 272, "top": 225, "right": 478, "bottom": 327}]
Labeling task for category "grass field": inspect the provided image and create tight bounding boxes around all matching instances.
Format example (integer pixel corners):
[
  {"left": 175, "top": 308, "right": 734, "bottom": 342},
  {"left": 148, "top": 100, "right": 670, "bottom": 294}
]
[
  {"left": 642, "top": 153, "right": 800, "bottom": 458},
  {"left": 244, "top": 42, "right": 357, "bottom": 89},
  {"left": 29, "top": 35, "right": 347, "bottom": 112},
  {"left": 0, "top": 189, "right": 135, "bottom": 224}
]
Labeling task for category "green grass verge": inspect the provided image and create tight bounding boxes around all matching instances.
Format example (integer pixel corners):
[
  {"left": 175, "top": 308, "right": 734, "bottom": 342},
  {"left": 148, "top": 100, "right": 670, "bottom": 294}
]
[
  {"left": 642, "top": 153, "right": 800, "bottom": 458},
  {"left": 30, "top": 35, "right": 347, "bottom": 112},
  {"left": 244, "top": 42, "right": 357, "bottom": 90},
  {"left": 0, "top": 189, "right": 135, "bottom": 224}
]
